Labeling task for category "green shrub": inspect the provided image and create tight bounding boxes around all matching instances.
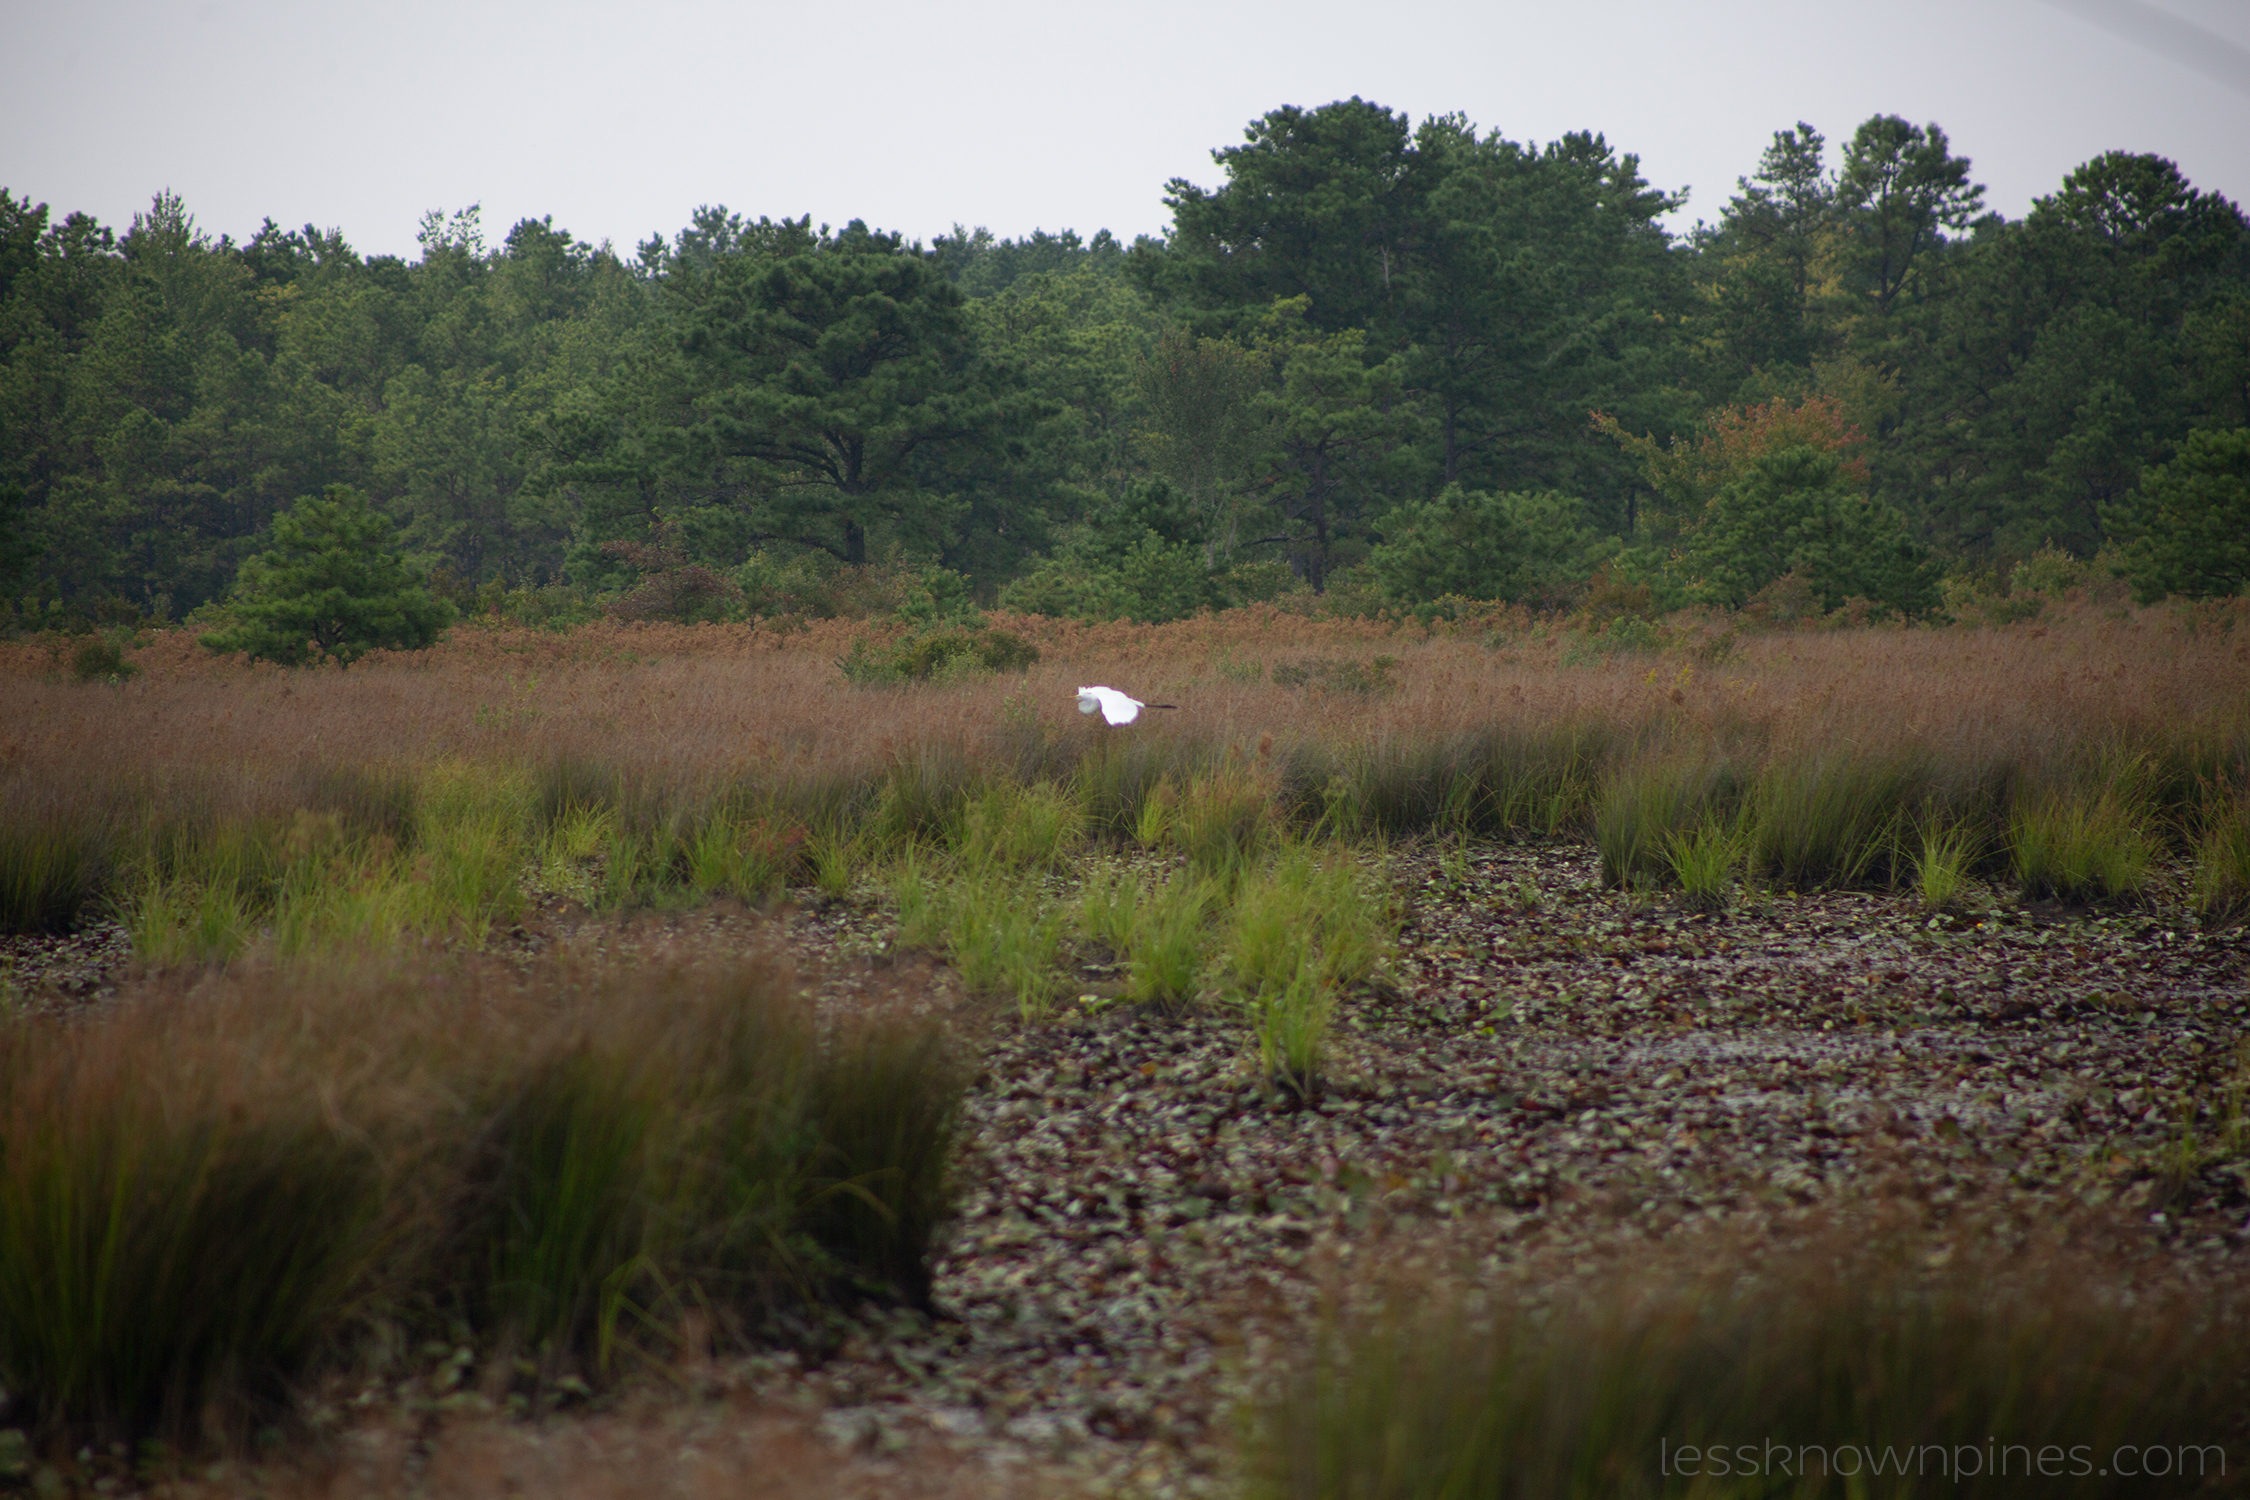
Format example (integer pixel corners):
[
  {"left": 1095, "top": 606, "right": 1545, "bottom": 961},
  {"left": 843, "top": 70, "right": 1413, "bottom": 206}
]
[
  {"left": 1271, "top": 655, "right": 1398, "bottom": 696},
  {"left": 837, "top": 625, "right": 1040, "bottom": 685},
  {"left": 69, "top": 634, "right": 139, "bottom": 683}
]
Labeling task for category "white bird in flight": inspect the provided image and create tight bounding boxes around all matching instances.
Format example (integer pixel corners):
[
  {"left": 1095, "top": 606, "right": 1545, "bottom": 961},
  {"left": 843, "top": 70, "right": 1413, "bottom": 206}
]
[{"left": 1076, "top": 685, "right": 1176, "bottom": 726}]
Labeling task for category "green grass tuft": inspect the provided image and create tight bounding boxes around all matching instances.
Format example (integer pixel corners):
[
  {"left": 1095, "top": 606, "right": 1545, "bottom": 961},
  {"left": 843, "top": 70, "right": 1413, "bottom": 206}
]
[
  {"left": 1915, "top": 820, "right": 1983, "bottom": 911},
  {"left": 2192, "top": 792, "right": 2250, "bottom": 926},
  {"left": 1748, "top": 752, "right": 1922, "bottom": 891},
  {"left": 1664, "top": 814, "right": 1745, "bottom": 913},
  {"left": 2011, "top": 786, "right": 2156, "bottom": 904}
]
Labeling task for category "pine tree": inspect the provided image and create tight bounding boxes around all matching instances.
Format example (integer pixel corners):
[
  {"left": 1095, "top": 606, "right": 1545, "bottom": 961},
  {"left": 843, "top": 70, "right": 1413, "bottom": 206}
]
[{"left": 200, "top": 486, "right": 453, "bottom": 665}]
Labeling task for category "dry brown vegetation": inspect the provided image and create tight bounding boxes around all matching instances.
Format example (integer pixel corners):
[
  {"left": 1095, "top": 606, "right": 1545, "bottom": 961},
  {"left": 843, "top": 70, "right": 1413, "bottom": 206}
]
[
  {"left": 4, "top": 601, "right": 2250, "bottom": 1497},
  {"left": 8, "top": 602, "right": 2247, "bottom": 801}
]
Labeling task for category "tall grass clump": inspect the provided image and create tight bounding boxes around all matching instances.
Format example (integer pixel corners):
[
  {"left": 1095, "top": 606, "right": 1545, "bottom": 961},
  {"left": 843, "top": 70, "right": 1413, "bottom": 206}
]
[
  {"left": 952, "top": 779, "right": 1083, "bottom": 870},
  {"left": 1248, "top": 1231, "right": 2248, "bottom": 1500},
  {"left": 887, "top": 850, "right": 1067, "bottom": 1017},
  {"left": 2011, "top": 785, "right": 2157, "bottom": 905},
  {"left": 1595, "top": 755, "right": 1741, "bottom": 892},
  {"left": 682, "top": 804, "right": 807, "bottom": 905},
  {"left": 0, "top": 793, "right": 120, "bottom": 935},
  {"left": 1068, "top": 867, "right": 1221, "bottom": 1011},
  {"left": 1174, "top": 762, "right": 1279, "bottom": 879},
  {"left": 0, "top": 952, "right": 962, "bottom": 1444},
  {"left": 1121, "top": 872, "right": 1218, "bottom": 1010},
  {"left": 1748, "top": 751, "right": 1925, "bottom": 891},
  {"left": 0, "top": 1015, "right": 386, "bottom": 1441},
  {"left": 1224, "top": 846, "right": 1394, "bottom": 1095},
  {"left": 2192, "top": 792, "right": 2250, "bottom": 926},
  {"left": 869, "top": 744, "right": 983, "bottom": 853},
  {"left": 1072, "top": 733, "right": 1213, "bottom": 842},
  {"left": 939, "top": 864, "right": 1069, "bottom": 1019}
]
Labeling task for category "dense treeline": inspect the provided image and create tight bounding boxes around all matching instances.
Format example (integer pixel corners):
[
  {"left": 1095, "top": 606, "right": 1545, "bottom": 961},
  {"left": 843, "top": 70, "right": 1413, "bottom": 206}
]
[{"left": 3, "top": 98, "right": 2247, "bottom": 638}]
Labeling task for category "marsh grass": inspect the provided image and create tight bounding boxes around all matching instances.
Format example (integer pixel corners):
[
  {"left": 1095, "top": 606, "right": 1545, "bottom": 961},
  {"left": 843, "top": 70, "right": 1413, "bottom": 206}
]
[
  {"left": 1224, "top": 845, "right": 1394, "bottom": 1093},
  {"left": 952, "top": 779, "right": 1083, "bottom": 870},
  {"left": 1664, "top": 815, "right": 1746, "bottom": 912},
  {"left": 6, "top": 608, "right": 2247, "bottom": 952},
  {"left": 888, "top": 849, "right": 1067, "bottom": 1017},
  {"left": 942, "top": 867, "right": 1069, "bottom": 1019},
  {"left": 0, "top": 1027, "right": 384, "bottom": 1442},
  {"left": 1121, "top": 872, "right": 1217, "bottom": 1010},
  {"left": 1249, "top": 1229, "right": 2248, "bottom": 1500},
  {"left": 1914, "top": 821, "right": 1984, "bottom": 911},
  {"left": 0, "top": 952, "right": 960, "bottom": 1444},
  {"left": 1174, "top": 762, "right": 1280, "bottom": 880},
  {"left": 1596, "top": 756, "right": 1742, "bottom": 892},
  {"left": 2192, "top": 792, "right": 2250, "bottom": 926},
  {"left": 0, "top": 796, "right": 116, "bottom": 934},
  {"left": 2012, "top": 787, "right": 2158, "bottom": 905},
  {"left": 1748, "top": 751, "right": 1922, "bottom": 891}
]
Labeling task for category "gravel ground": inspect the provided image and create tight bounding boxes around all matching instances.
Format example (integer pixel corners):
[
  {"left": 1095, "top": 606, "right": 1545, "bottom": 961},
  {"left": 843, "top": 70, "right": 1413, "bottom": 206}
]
[{"left": 6, "top": 844, "right": 2248, "bottom": 1499}]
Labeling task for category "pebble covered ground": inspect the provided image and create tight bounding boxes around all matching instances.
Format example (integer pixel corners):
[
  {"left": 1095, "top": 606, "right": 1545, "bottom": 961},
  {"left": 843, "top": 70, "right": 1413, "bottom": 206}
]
[{"left": 4, "top": 844, "right": 2247, "bottom": 1498}]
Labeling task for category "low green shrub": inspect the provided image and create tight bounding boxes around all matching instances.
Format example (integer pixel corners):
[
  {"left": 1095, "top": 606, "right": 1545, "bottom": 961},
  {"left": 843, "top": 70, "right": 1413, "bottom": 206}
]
[
  {"left": 837, "top": 625, "right": 1040, "bottom": 686},
  {"left": 1271, "top": 655, "right": 1398, "bottom": 696},
  {"left": 69, "top": 634, "right": 139, "bottom": 683}
]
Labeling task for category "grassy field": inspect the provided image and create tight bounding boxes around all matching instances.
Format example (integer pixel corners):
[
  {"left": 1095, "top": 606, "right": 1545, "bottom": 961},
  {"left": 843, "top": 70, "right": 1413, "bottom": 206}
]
[{"left": 2, "top": 600, "right": 2248, "bottom": 1491}]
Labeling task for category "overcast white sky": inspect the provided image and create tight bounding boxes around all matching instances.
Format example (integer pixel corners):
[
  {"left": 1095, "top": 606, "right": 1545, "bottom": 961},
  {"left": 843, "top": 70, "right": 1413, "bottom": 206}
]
[{"left": 5, "top": 0, "right": 2248, "bottom": 261}]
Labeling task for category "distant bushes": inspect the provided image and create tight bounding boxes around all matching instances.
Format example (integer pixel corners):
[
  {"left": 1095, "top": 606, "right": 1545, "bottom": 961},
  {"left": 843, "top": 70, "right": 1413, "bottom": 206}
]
[{"left": 836, "top": 624, "right": 1040, "bottom": 684}]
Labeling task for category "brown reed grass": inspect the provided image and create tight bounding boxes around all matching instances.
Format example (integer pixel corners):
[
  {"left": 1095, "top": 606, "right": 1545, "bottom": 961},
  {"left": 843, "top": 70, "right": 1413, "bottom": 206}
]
[
  {"left": 3, "top": 602, "right": 2245, "bottom": 932},
  {"left": 5, "top": 604, "right": 2241, "bottom": 799},
  {"left": 0, "top": 945, "right": 961, "bottom": 1445},
  {"left": 1250, "top": 1214, "right": 2250, "bottom": 1500}
]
